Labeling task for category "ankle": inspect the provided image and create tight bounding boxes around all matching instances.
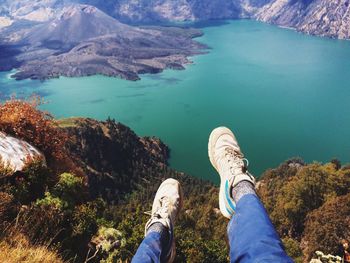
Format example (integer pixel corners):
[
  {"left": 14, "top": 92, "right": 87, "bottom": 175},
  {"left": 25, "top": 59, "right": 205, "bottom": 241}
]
[
  {"left": 231, "top": 180, "right": 256, "bottom": 204},
  {"left": 146, "top": 222, "right": 172, "bottom": 260}
]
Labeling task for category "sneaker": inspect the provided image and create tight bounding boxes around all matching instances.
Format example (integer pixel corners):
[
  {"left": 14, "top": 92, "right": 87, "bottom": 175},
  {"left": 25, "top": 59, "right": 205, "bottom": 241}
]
[
  {"left": 144, "top": 178, "right": 183, "bottom": 263},
  {"left": 208, "top": 127, "right": 255, "bottom": 219}
]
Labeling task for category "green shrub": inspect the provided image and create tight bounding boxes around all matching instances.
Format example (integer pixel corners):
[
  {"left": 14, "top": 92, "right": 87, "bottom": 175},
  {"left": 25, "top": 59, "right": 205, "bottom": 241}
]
[
  {"left": 36, "top": 192, "right": 64, "bottom": 210},
  {"left": 282, "top": 237, "right": 303, "bottom": 263},
  {"left": 53, "top": 173, "right": 86, "bottom": 208}
]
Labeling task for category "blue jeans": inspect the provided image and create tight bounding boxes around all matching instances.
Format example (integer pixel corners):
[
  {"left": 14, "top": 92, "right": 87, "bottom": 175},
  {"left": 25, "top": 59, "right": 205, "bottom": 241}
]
[{"left": 132, "top": 194, "right": 293, "bottom": 263}]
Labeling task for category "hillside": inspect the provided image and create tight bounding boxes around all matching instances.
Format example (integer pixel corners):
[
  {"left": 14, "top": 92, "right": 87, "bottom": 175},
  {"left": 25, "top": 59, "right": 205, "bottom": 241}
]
[
  {"left": 0, "top": 4, "right": 206, "bottom": 81},
  {"left": 0, "top": 99, "right": 349, "bottom": 262},
  {"left": 255, "top": 0, "right": 350, "bottom": 39},
  {"left": 83, "top": 0, "right": 350, "bottom": 39},
  {"left": 2, "top": 0, "right": 350, "bottom": 42},
  {"left": 22, "top": 5, "right": 135, "bottom": 45},
  {"left": 0, "top": 99, "right": 227, "bottom": 262}
]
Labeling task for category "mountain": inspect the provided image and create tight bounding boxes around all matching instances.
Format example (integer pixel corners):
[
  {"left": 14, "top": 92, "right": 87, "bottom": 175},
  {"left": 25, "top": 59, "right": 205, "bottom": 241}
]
[
  {"left": 0, "top": 4, "right": 206, "bottom": 80},
  {"left": 255, "top": 0, "right": 350, "bottom": 39},
  {"left": 0, "top": 0, "right": 68, "bottom": 28},
  {"left": 83, "top": 0, "right": 242, "bottom": 22},
  {"left": 80, "top": 0, "right": 273, "bottom": 22},
  {"left": 0, "top": 0, "right": 271, "bottom": 24},
  {"left": 81, "top": 0, "right": 350, "bottom": 40},
  {"left": 78, "top": 0, "right": 350, "bottom": 39},
  {"left": 22, "top": 5, "right": 138, "bottom": 45},
  {"left": 1, "top": 0, "right": 350, "bottom": 42}
]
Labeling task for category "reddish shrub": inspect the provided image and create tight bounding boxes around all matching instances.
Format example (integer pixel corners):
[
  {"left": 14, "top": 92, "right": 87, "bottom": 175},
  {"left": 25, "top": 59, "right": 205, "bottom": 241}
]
[
  {"left": 0, "top": 97, "right": 68, "bottom": 162},
  {"left": 0, "top": 98, "right": 84, "bottom": 176}
]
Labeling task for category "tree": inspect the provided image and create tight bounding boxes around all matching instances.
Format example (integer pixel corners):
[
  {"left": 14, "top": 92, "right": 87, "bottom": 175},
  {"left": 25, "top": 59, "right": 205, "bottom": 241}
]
[{"left": 302, "top": 193, "right": 350, "bottom": 261}]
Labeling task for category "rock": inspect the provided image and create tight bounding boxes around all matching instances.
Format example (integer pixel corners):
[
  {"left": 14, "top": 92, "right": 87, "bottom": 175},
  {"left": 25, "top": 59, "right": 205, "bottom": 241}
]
[
  {"left": 255, "top": 0, "right": 350, "bottom": 39},
  {"left": 0, "top": 132, "right": 45, "bottom": 174}
]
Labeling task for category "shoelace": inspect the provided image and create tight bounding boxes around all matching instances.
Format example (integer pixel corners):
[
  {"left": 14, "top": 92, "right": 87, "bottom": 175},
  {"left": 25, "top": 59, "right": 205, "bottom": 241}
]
[
  {"left": 224, "top": 147, "right": 249, "bottom": 176},
  {"left": 144, "top": 196, "right": 170, "bottom": 219}
]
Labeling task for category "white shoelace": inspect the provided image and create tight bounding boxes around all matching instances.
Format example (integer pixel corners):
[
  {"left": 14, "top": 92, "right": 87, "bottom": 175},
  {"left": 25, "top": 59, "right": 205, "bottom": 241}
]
[
  {"left": 144, "top": 196, "right": 170, "bottom": 219},
  {"left": 224, "top": 147, "right": 249, "bottom": 177}
]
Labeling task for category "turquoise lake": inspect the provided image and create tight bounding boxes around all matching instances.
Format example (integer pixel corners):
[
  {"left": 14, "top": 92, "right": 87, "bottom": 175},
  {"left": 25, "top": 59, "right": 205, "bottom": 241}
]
[{"left": 1, "top": 20, "right": 350, "bottom": 183}]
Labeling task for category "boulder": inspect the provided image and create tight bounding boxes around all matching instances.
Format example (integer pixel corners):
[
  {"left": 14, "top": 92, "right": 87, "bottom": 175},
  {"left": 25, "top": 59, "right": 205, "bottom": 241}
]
[{"left": 0, "top": 132, "right": 45, "bottom": 174}]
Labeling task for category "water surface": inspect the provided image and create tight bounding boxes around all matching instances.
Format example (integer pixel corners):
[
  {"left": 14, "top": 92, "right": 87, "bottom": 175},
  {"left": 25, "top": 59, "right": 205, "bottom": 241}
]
[{"left": 1, "top": 20, "right": 350, "bottom": 183}]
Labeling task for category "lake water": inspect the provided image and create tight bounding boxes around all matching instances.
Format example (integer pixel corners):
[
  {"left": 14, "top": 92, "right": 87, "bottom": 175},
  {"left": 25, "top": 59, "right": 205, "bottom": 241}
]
[{"left": 1, "top": 20, "right": 350, "bottom": 183}]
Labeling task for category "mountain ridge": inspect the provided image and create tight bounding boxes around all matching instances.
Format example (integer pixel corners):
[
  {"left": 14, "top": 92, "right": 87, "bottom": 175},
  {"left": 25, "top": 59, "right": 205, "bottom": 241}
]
[
  {"left": 255, "top": 0, "right": 350, "bottom": 39},
  {"left": 1, "top": 0, "right": 349, "bottom": 40},
  {"left": 0, "top": 3, "right": 207, "bottom": 81}
]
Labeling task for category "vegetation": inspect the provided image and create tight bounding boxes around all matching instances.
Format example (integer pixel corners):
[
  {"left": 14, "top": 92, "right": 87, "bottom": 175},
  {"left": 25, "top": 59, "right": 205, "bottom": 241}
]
[
  {"left": 0, "top": 97, "right": 68, "bottom": 162},
  {"left": 257, "top": 159, "right": 350, "bottom": 261},
  {"left": 0, "top": 99, "right": 349, "bottom": 262},
  {"left": 0, "top": 232, "right": 63, "bottom": 263}
]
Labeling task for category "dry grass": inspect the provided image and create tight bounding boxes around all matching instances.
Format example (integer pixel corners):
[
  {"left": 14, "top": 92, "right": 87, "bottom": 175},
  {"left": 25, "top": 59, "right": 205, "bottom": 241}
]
[
  {"left": 0, "top": 233, "right": 63, "bottom": 263},
  {"left": 56, "top": 117, "right": 81, "bottom": 128}
]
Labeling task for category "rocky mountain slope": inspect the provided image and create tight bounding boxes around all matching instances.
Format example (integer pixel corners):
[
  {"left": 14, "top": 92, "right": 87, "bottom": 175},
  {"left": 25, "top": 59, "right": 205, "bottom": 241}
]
[
  {"left": 0, "top": 0, "right": 68, "bottom": 27},
  {"left": 0, "top": 0, "right": 264, "bottom": 24},
  {"left": 0, "top": 4, "right": 206, "bottom": 80},
  {"left": 255, "top": 0, "right": 350, "bottom": 39},
  {"left": 80, "top": 0, "right": 350, "bottom": 39},
  {"left": 2, "top": 0, "right": 350, "bottom": 40},
  {"left": 82, "top": 0, "right": 242, "bottom": 22}
]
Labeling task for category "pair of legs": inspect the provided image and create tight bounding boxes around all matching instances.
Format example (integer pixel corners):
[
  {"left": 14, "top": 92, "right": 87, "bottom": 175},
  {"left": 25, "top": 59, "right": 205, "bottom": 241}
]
[{"left": 132, "top": 127, "right": 293, "bottom": 263}]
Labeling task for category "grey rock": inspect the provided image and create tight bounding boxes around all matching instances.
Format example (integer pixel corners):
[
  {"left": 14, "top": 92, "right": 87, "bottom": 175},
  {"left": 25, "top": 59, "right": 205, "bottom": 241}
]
[
  {"left": 255, "top": 0, "right": 350, "bottom": 39},
  {"left": 0, "top": 132, "right": 45, "bottom": 174},
  {"left": 0, "top": 4, "right": 207, "bottom": 81}
]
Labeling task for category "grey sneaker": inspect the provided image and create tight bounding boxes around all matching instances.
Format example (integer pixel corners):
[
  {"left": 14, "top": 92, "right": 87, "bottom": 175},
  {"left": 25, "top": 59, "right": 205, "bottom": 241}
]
[
  {"left": 208, "top": 127, "right": 255, "bottom": 219},
  {"left": 145, "top": 178, "right": 183, "bottom": 263}
]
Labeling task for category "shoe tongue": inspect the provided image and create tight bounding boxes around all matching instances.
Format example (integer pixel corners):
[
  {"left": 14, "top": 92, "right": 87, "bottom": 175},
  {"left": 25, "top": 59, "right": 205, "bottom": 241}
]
[{"left": 155, "top": 198, "right": 170, "bottom": 217}]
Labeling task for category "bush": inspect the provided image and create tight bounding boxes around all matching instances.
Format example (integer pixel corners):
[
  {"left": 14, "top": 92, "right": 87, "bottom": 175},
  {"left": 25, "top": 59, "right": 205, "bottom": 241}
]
[
  {"left": 302, "top": 193, "right": 350, "bottom": 261},
  {"left": 53, "top": 173, "right": 86, "bottom": 208},
  {"left": 282, "top": 237, "right": 303, "bottom": 263},
  {"left": 16, "top": 204, "right": 65, "bottom": 245},
  {"left": 0, "top": 192, "right": 17, "bottom": 224},
  {"left": 0, "top": 98, "right": 68, "bottom": 163},
  {"left": 258, "top": 162, "right": 350, "bottom": 238},
  {"left": 71, "top": 203, "right": 99, "bottom": 238},
  {"left": 36, "top": 192, "right": 64, "bottom": 210},
  {"left": 12, "top": 159, "right": 50, "bottom": 204}
]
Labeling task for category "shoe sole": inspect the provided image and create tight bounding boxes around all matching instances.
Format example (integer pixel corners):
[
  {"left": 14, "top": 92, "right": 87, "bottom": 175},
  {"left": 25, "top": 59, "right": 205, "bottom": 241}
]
[
  {"left": 160, "top": 178, "right": 183, "bottom": 263},
  {"left": 208, "top": 127, "right": 238, "bottom": 219}
]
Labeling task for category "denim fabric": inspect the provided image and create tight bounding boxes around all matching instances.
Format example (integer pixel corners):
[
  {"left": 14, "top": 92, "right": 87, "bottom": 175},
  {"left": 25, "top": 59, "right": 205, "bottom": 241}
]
[
  {"left": 132, "top": 231, "right": 164, "bottom": 263},
  {"left": 132, "top": 194, "right": 293, "bottom": 263},
  {"left": 228, "top": 194, "right": 294, "bottom": 263}
]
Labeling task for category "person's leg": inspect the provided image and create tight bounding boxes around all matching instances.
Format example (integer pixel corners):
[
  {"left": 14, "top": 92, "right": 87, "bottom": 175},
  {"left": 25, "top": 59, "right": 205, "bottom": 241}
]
[
  {"left": 208, "top": 127, "right": 293, "bottom": 263},
  {"left": 132, "top": 178, "right": 183, "bottom": 263},
  {"left": 228, "top": 182, "right": 293, "bottom": 262},
  {"left": 132, "top": 223, "right": 170, "bottom": 263}
]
